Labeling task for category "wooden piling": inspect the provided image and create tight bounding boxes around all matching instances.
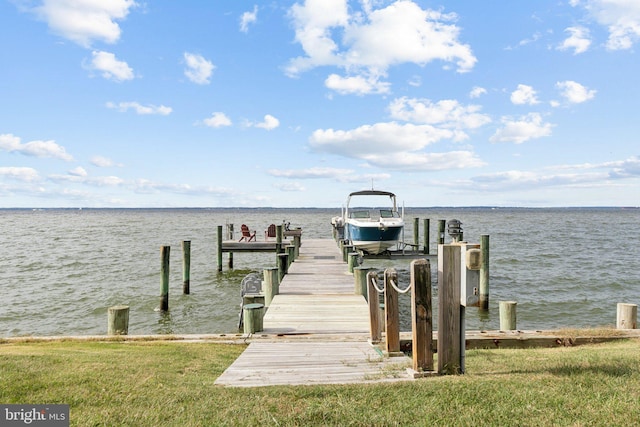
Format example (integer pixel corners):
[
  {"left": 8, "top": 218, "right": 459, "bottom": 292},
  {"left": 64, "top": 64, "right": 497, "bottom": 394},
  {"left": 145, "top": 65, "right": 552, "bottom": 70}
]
[
  {"left": 217, "top": 225, "right": 223, "bottom": 272},
  {"left": 343, "top": 244, "right": 354, "bottom": 263},
  {"left": 354, "top": 267, "right": 372, "bottom": 300},
  {"left": 411, "top": 259, "right": 433, "bottom": 372},
  {"left": 617, "top": 303, "right": 638, "bottom": 329},
  {"left": 243, "top": 303, "right": 264, "bottom": 334},
  {"left": 160, "top": 245, "right": 170, "bottom": 311},
  {"left": 480, "top": 234, "right": 490, "bottom": 309},
  {"left": 293, "top": 234, "right": 301, "bottom": 258},
  {"left": 384, "top": 268, "right": 401, "bottom": 356},
  {"left": 423, "top": 218, "right": 430, "bottom": 254},
  {"left": 277, "top": 253, "right": 289, "bottom": 282},
  {"left": 227, "top": 225, "right": 234, "bottom": 269},
  {"left": 348, "top": 252, "right": 359, "bottom": 273},
  {"left": 413, "top": 217, "right": 419, "bottom": 249},
  {"left": 287, "top": 245, "right": 295, "bottom": 267},
  {"left": 438, "top": 244, "right": 462, "bottom": 375},
  {"left": 263, "top": 267, "right": 279, "bottom": 307},
  {"left": 182, "top": 240, "right": 191, "bottom": 295},
  {"left": 107, "top": 305, "right": 130, "bottom": 335},
  {"left": 438, "top": 220, "right": 446, "bottom": 245},
  {"left": 276, "top": 224, "right": 284, "bottom": 254},
  {"left": 499, "top": 301, "right": 517, "bottom": 331},
  {"left": 367, "top": 271, "right": 382, "bottom": 344}
]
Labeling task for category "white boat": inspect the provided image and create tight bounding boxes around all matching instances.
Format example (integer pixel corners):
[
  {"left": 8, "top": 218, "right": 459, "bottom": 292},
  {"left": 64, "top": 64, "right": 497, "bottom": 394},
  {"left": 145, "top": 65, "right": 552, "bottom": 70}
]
[{"left": 332, "top": 190, "right": 404, "bottom": 255}]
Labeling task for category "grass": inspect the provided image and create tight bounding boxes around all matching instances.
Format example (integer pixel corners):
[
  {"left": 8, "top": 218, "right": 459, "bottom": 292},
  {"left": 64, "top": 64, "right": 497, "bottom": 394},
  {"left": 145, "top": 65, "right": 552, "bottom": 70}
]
[{"left": 1, "top": 339, "right": 640, "bottom": 426}]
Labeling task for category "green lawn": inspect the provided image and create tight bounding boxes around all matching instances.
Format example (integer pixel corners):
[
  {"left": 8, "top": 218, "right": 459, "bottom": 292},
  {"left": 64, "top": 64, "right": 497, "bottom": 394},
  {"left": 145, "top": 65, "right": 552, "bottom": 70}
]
[{"left": 1, "top": 339, "right": 639, "bottom": 426}]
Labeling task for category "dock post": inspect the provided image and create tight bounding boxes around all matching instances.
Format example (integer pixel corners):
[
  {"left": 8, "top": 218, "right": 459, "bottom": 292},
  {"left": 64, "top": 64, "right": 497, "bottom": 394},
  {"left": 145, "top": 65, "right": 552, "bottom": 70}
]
[
  {"left": 107, "top": 305, "right": 130, "bottom": 335},
  {"left": 384, "top": 268, "right": 402, "bottom": 356},
  {"left": 617, "top": 303, "right": 638, "bottom": 329},
  {"left": 277, "top": 253, "right": 289, "bottom": 282},
  {"left": 480, "top": 235, "right": 490, "bottom": 310},
  {"left": 263, "top": 267, "right": 279, "bottom": 308},
  {"left": 182, "top": 240, "right": 191, "bottom": 295},
  {"left": 293, "top": 234, "right": 301, "bottom": 259},
  {"left": 438, "top": 244, "right": 462, "bottom": 374},
  {"left": 343, "top": 244, "right": 354, "bottom": 263},
  {"left": 354, "top": 267, "right": 372, "bottom": 300},
  {"left": 411, "top": 259, "right": 433, "bottom": 373},
  {"left": 367, "top": 271, "right": 382, "bottom": 344},
  {"left": 423, "top": 219, "right": 430, "bottom": 254},
  {"left": 499, "top": 301, "right": 517, "bottom": 331},
  {"left": 348, "top": 252, "right": 359, "bottom": 273},
  {"left": 438, "top": 220, "right": 446, "bottom": 245},
  {"left": 160, "top": 245, "right": 170, "bottom": 311},
  {"left": 227, "top": 225, "right": 234, "bottom": 269},
  {"left": 276, "top": 224, "right": 284, "bottom": 254},
  {"left": 287, "top": 245, "right": 295, "bottom": 267},
  {"left": 413, "top": 217, "right": 419, "bottom": 250},
  {"left": 217, "top": 225, "right": 223, "bottom": 272},
  {"left": 243, "top": 303, "right": 264, "bottom": 334}
]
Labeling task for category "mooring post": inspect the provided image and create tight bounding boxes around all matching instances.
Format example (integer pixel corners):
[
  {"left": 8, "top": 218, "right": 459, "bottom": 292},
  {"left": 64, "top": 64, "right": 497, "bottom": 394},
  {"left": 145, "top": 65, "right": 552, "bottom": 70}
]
[
  {"left": 438, "top": 244, "right": 462, "bottom": 375},
  {"left": 343, "top": 244, "right": 354, "bottom": 263},
  {"left": 617, "top": 303, "right": 638, "bottom": 329},
  {"left": 348, "top": 252, "right": 359, "bottom": 273},
  {"left": 499, "top": 301, "right": 517, "bottom": 331},
  {"left": 384, "top": 268, "right": 401, "bottom": 356},
  {"left": 263, "top": 267, "right": 279, "bottom": 308},
  {"left": 277, "top": 253, "right": 289, "bottom": 282},
  {"left": 367, "top": 271, "right": 382, "bottom": 344},
  {"left": 182, "top": 240, "right": 191, "bottom": 295},
  {"left": 243, "top": 303, "right": 264, "bottom": 334},
  {"left": 227, "top": 225, "right": 234, "bottom": 269},
  {"left": 276, "top": 224, "right": 284, "bottom": 254},
  {"left": 107, "top": 305, "right": 130, "bottom": 335},
  {"left": 423, "top": 219, "right": 430, "bottom": 254},
  {"left": 480, "top": 234, "right": 490, "bottom": 310},
  {"left": 287, "top": 245, "right": 295, "bottom": 267},
  {"left": 160, "top": 245, "right": 170, "bottom": 312},
  {"left": 293, "top": 234, "right": 301, "bottom": 259},
  {"left": 413, "top": 217, "right": 420, "bottom": 250},
  {"left": 411, "top": 259, "right": 433, "bottom": 373},
  {"left": 438, "top": 220, "right": 446, "bottom": 245},
  {"left": 217, "top": 225, "right": 223, "bottom": 272},
  {"left": 354, "top": 266, "right": 372, "bottom": 300}
]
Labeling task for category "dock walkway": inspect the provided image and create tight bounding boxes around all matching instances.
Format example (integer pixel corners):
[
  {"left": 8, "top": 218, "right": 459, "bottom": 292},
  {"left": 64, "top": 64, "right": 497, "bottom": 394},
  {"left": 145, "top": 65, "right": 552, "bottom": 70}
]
[{"left": 215, "top": 239, "right": 411, "bottom": 387}]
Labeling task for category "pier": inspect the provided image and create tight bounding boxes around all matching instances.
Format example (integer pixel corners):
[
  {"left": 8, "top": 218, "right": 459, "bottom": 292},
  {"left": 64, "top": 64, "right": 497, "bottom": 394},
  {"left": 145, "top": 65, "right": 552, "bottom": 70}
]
[{"left": 215, "top": 239, "right": 413, "bottom": 387}]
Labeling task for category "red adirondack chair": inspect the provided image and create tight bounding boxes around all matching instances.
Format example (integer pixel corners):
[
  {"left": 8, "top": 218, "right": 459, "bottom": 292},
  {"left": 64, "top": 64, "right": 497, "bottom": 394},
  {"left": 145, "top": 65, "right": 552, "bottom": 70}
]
[
  {"left": 265, "top": 223, "right": 276, "bottom": 240},
  {"left": 239, "top": 224, "right": 256, "bottom": 242}
]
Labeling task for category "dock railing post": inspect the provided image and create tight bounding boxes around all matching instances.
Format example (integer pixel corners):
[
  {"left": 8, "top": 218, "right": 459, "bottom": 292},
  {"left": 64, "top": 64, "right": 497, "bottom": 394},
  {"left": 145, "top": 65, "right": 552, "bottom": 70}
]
[
  {"left": 263, "top": 267, "right": 279, "bottom": 308},
  {"left": 438, "top": 220, "right": 446, "bottom": 245},
  {"left": 384, "top": 268, "right": 402, "bottom": 356},
  {"left": 480, "top": 234, "right": 490, "bottom": 310},
  {"left": 437, "top": 244, "right": 462, "bottom": 375},
  {"left": 217, "top": 225, "right": 223, "bottom": 272},
  {"left": 160, "top": 245, "right": 170, "bottom": 312},
  {"left": 354, "top": 267, "right": 372, "bottom": 300},
  {"left": 410, "top": 259, "right": 433, "bottom": 373},
  {"left": 413, "top": 217, "right": 419, "bottom": 251},
  {"left": 367, "top": 271, "right": 382, "bottom": 344},
  {"left": 182, "top": 240, "right": 191, "bottom": 295},
  {"left": 276, "top": 224, "right": 284, "bottom": 254},
  {"left": 423, "top": 219, "right": 430, "bottom": 255},
  {"left": 227, "top": 225, "right": 234, "bottom": 269},
  {"left": 277, "top": 253, "right": 289, "bottom": 282}
]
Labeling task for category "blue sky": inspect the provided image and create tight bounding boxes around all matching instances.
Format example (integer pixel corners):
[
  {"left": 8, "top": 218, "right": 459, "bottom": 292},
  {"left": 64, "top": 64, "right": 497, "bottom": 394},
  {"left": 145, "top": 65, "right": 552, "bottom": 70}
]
[{"left": 1, "top": 0, "right": 639, "bottom": 208}]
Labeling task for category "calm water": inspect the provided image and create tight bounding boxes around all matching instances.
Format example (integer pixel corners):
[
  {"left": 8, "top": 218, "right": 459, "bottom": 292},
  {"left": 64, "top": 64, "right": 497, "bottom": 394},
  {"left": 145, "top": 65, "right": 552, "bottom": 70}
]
[{"left": 1, "top": 207, "right": 639, "bottom": 337}]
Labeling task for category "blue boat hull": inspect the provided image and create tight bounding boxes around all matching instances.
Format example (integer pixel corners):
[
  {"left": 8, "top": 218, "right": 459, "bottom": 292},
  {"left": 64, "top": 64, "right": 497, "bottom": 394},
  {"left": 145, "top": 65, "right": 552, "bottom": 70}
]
[{"left": 346, "top": 223, "right": 403, "bottom": 254}]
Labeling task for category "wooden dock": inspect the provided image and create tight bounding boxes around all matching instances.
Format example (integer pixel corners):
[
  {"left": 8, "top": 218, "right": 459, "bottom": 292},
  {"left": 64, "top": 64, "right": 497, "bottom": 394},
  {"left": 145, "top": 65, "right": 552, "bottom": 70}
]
[{"left": 215, "top": 239, "right": 412, "bottom": 387}]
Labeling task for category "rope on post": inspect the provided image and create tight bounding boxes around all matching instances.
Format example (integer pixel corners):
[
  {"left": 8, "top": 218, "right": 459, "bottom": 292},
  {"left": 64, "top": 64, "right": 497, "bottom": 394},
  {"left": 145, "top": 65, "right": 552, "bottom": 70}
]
[{"left": 388, "top": 278, "right": 412, "bottom": 294}]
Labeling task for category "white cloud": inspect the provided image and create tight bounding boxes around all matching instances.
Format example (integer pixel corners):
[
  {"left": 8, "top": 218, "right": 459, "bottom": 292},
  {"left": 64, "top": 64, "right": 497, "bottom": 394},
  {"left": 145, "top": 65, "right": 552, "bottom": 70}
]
[
  {"left": 510, "top": 84, "right": 539, "bottom": 105},
  {"left": 254, "top": 114, "right": 280, "bottom": 130},
  {"left": 286, "top": 0, "right": 476, "bottom": 94},
  {"left": 274, "top": 182, "right": 305, "bottom": 192},
  {"left": 490, "top": 113, "right": 553, "bottom": 144},
  {"left": 184, "top": 53, "right": 215, "bottom": 85},
  {"left": 581, "top": 0, "right": 640, "bottom": 50},
  {"left": 0, "top": 133, "right": 73, "bottom": 161},
  {"left": 325, "top": 73, "right": 390, "bottom": 95},
  {"left": 240, "top": 5, "right": 258, "bottom": 33},
  {"left": 470, "top": 87, "right": 487, "bottom": 98},
  {"left": 31, "top": 0, "right": 137, "bottom": 47},
  {"left": 87, "top": 51, "right": 134, "bottom": 82},
  {"left": 0, "top": 167, "right": 40, "bottom": 182},
  {"left": 388, "top": 97, "right": 491, "bottom": 132},
  {"left": 68, "top": 166, "right": 87, "bottom": 177},
  {"left": 558, "top": 26, "right": 591, "bottom": 54},
  {"left": 106, "top": 101, "right": 172, "bottom": 115},
  {"left": 90, "top": 156, "right": 120, "bottom": 167},
  {"left": 203, "top": 112, "right": 232, "bottom": 128},
  {"left": 556, "top": 80, "right": 596, "bottom": 104}
]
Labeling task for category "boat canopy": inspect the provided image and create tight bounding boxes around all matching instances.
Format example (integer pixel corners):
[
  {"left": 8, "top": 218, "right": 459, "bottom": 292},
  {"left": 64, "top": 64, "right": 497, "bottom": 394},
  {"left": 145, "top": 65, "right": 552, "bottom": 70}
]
[{"left": 348, "top": 190, "right": 396, "bottom": 198}]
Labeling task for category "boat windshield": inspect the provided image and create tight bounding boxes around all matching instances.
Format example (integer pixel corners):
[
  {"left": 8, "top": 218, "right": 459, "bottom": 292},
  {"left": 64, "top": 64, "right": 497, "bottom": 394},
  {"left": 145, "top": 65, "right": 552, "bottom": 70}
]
[{"left": 379, "top": 209, "right": 399, "bottom": 218}]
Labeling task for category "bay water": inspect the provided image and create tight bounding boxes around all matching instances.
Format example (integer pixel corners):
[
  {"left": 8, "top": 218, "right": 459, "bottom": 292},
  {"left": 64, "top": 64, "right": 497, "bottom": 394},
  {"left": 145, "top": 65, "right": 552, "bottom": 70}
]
[{"left": 1, "top": 207, "right": 639, "bottom": 337}]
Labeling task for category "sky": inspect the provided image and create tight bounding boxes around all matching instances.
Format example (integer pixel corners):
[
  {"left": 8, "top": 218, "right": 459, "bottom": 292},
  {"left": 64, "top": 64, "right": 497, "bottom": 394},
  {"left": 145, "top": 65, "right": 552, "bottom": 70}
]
[{"left": 1, "top": 0, "right": 640, "bottom": 208}]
